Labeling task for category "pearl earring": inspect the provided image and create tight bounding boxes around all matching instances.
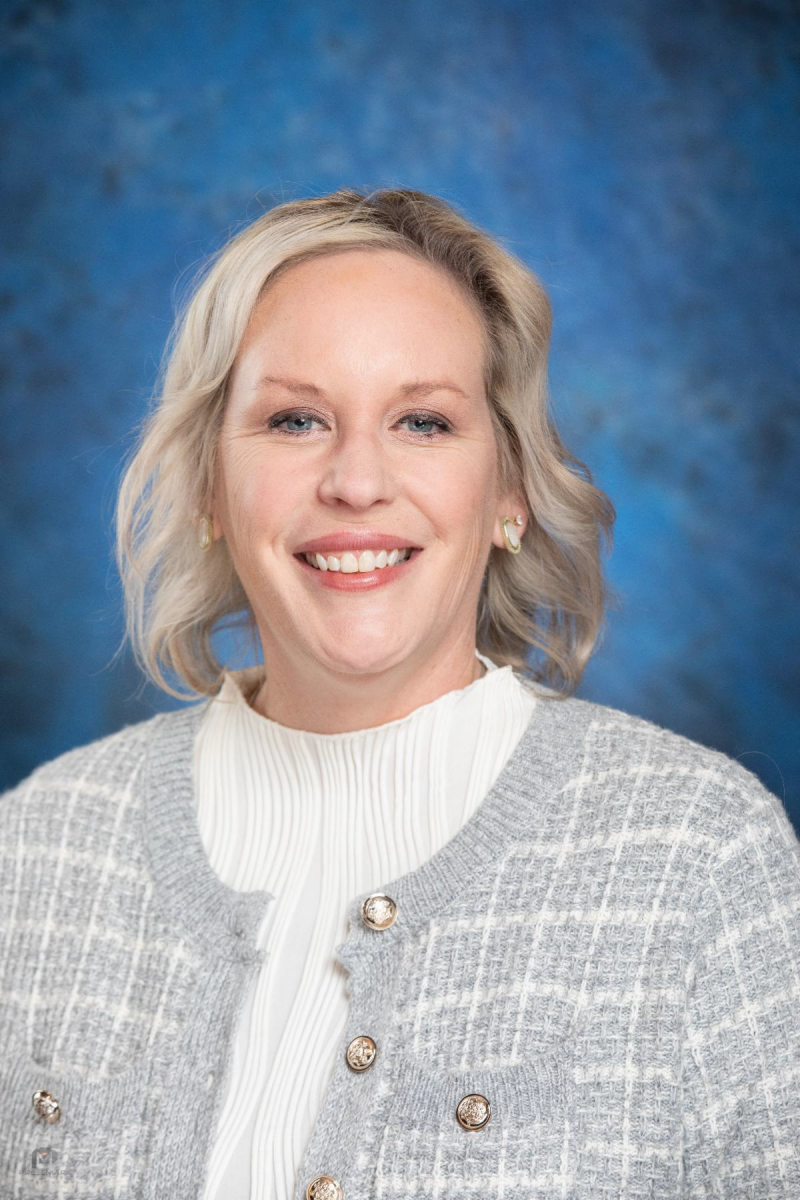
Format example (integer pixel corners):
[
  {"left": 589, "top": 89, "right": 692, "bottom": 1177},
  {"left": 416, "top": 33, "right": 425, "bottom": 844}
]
[{"left": 500, "top": 514, "right": 524, "bottom": 554}]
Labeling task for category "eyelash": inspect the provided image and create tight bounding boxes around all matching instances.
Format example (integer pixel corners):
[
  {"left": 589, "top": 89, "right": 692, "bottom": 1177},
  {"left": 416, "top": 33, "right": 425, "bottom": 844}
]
[{"left": 267, "top": 409, "right": 453, "bottom": 440}]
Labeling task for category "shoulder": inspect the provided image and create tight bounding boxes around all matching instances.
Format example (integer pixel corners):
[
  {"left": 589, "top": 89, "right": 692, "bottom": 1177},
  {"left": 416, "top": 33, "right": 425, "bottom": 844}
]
[
  {"left": 550, "top": 692, "right": 795, "bottom": 853},
  {"left": 0, "top": 703, "right": 212, "bottom": 942},
  {"left": 0, "top": 703, "right": 207, "bottom": 822}
]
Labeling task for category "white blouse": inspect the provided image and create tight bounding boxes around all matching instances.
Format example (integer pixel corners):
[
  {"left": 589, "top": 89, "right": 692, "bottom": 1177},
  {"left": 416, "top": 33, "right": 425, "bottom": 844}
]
[{"left": 195, "top": 649, "right": 539, "bottom": 1199}]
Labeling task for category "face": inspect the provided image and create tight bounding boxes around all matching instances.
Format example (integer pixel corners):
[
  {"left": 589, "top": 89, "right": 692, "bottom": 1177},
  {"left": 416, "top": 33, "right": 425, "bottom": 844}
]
[{"left": 211, "top": 248, "right": 524, "bottom": 681}]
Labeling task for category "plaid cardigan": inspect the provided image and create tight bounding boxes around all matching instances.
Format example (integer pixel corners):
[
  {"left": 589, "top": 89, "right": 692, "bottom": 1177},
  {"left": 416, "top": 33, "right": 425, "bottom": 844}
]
[{"left": 1, "top": 687, "right": 798, "bottom": 1199}]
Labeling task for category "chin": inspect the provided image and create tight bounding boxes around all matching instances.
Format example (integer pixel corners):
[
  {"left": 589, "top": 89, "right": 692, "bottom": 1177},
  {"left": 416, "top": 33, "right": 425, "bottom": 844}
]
[{"left": 316, "top": 642, "right": 416, "bottom": 677}]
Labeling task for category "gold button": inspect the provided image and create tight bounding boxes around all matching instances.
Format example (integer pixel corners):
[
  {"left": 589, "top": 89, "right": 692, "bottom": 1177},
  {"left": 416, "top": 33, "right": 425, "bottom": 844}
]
[
  {"left": 345, "top": 1035, "right": 377, "bottom": 1072},
  {"left": 455, "top": 1092, "right": 491, "bottom": 1131},
  {"left": 305, "top": 1176, "right": 343, "bottom": 1199},
  {"left": 32, "top": 1090, "right": 61, "bottom": 1124},
  {"left": 361, "top": 893, "right": 397, "bottom": 930}
]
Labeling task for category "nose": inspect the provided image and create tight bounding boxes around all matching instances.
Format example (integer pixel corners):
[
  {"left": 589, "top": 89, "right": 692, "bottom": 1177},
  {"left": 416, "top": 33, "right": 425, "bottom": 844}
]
[{"left": 316, "top": 428, "right": 397, "bottom": 510}]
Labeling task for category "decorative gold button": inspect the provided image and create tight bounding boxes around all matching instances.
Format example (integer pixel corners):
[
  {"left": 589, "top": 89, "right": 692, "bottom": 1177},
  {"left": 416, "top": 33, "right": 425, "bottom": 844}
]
[
  {"left": 455, "top": 1092, "right": 491, "bottom": 1131},
  {"left": 32, "top": 1090, "right": 61, "bottom": 1124},
  {"left": 361, "top": 893, "right": 397, "bottom": 930},
  {"left": 345, "top": 1035, "right": 377, "bottom": 1072},
  {"left": 305, "top": 1175, "right": 343, "bottom": 1199}
]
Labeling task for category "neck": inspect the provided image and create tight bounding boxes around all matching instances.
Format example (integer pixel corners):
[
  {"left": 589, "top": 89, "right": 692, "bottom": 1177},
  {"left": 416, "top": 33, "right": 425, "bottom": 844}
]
[{"left": 248, "top": 650, "right": 487, "bottom": 734}]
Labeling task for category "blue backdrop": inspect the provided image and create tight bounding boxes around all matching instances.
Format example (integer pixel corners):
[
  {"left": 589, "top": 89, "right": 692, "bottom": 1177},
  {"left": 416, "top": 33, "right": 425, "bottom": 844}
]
[{"left": 2, "top": 0, "right": 798, "bottom": 831}]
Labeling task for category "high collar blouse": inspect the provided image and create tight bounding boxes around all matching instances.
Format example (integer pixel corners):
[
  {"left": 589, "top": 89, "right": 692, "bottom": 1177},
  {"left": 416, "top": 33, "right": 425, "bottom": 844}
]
[{"left": 194, "top": 649, "right": 539, "bottom": 1199}]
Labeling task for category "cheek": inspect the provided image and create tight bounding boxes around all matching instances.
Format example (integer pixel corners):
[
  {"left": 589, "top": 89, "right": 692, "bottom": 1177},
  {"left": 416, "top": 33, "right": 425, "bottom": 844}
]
[
  {"left": 412, "top": 452, "right": 494, "bottom": 526},
  {"left": 220, "top": 449, "right": 300, "bottom": 535}
]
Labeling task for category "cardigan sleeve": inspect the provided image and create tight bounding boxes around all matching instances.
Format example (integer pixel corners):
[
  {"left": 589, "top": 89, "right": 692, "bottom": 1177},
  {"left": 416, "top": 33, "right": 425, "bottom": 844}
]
[{"left": 681, "top": 766, "right": 800, "bottom": 1197}]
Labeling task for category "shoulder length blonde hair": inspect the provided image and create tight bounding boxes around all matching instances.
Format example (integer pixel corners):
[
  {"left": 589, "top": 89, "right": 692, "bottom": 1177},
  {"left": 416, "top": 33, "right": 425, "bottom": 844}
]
[{"left": 113, "top": 186, "right": 618, "bottom": 701}]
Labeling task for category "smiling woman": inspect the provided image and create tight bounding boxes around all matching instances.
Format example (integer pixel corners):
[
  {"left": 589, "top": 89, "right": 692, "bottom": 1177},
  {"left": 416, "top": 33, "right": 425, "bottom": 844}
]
[
  {"left": 2, "top": 187, "right": 798, "bottom": 1200},
  {"left": 112, "top": 186, "right": 618, "bottom": 712}
]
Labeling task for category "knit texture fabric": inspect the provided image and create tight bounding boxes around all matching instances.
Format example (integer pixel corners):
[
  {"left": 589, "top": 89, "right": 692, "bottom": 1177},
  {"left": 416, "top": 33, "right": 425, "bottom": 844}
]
[{"left": 1, "top": 683, "right": 799, "bottom": 1198}]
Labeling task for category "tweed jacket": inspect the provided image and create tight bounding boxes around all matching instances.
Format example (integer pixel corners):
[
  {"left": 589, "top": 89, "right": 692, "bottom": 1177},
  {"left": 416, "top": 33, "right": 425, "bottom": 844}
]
[{"left": 1, "top": 686, "right": 799, "bottom": 1199}]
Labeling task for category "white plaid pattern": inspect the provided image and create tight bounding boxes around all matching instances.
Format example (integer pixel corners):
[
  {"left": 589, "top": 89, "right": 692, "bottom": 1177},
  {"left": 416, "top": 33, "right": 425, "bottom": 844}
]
[{"left": 1, "top": 697, "right": 798, "bottom": 1198}]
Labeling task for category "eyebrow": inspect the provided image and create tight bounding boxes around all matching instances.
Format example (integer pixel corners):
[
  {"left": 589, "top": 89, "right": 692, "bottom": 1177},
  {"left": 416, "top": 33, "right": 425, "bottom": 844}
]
[{"left": 249, "top": 373, "right": 469, "bottom": 400}]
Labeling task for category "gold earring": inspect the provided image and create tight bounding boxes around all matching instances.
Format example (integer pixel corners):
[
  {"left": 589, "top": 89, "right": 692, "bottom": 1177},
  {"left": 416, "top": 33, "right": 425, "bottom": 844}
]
[
  {"left": 198, "top": 515, "right": 213, "bottom": 552},
  {"left": 500, "top": 514, "right": 523, "bottom": 554}
]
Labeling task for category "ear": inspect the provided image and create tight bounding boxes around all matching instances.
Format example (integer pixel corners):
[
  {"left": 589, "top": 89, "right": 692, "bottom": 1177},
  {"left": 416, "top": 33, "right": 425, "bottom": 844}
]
[
  {"left": 208, "top": 461, "right": 225, "bottom": 543},
  {"left": 492, "top": 493, "right": 527, "bottom": 552},
  {"left": 204, "top": 496, "right": 224, "bottom": 544}
]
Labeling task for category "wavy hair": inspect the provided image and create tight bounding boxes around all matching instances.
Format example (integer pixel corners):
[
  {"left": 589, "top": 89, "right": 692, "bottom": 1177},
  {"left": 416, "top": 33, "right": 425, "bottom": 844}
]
[{"left": 113, "top": 186, "right": 619, "bottom": 701}]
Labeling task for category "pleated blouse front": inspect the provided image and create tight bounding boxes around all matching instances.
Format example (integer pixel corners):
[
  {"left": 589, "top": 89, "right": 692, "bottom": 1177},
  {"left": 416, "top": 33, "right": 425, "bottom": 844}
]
[{"left": 194, "top": 649, "right": 539, "bottom": 1199}]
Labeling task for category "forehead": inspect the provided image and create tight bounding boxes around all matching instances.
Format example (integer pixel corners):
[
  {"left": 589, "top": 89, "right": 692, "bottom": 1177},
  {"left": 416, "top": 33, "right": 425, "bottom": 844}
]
[{"left": 235, "top": 248, "right": 487, "bottom": 381}]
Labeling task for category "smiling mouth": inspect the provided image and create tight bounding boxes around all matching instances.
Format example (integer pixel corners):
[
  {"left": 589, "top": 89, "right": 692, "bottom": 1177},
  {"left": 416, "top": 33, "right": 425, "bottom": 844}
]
[{"left": 294, "top": 547, "right": 422, "bottom": 573}]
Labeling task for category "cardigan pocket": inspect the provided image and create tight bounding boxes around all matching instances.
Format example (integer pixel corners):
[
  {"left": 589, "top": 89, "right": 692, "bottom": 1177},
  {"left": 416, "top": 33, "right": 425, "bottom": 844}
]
[
  {"left": 0, "top": 1037, "right": 157, "bottom": 1199},
  {"left": 0, "top": 1049, "right": 142, "bottom": 1199},
  {"left": 372, "top": 1043, "right": 577, "bottom": 1198}
]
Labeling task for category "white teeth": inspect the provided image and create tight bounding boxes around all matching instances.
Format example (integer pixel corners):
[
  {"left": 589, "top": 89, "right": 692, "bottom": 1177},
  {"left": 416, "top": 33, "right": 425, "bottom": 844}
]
[{"left": 303, "top": 547, "right": 413, "bottom": 573}]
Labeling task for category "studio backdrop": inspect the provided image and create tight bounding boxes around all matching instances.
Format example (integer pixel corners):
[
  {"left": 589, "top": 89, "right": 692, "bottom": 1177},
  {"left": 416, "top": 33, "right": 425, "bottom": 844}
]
[{"left": 1, "top": 0, "right": 797, "bottom": 828}]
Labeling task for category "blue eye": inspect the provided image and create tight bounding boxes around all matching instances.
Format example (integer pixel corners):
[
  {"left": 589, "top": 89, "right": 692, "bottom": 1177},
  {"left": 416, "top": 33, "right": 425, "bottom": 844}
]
[
  {"left": 268, "top": 410, "right": 452, "bottom": 439},
  {"left": 269, "top": 412, "right": 320, "bottom": 434},
  {"left": 398, "top": 413, "right": 451, "bottom": 438}
]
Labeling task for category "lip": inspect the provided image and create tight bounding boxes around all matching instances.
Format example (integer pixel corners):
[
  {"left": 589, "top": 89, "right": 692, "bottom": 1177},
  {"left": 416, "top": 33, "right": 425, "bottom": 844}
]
[
  {"left": 294, "top": 547, "right": 424, "bottom": 591},
  {"left": 293, "top": 531, "right": 423, "bottom": 555}
]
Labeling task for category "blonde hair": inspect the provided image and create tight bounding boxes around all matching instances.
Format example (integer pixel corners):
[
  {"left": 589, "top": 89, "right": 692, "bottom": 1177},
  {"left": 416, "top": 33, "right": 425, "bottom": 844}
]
[{"left": 113, "top": 186, "right": 619, "bottom": 701}]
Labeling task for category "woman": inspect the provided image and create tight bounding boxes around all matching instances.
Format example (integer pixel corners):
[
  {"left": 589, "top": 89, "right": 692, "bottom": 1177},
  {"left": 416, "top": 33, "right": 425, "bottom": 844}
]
[{"left": 1, "top": 187, "right": 798, "bottom": 1200}]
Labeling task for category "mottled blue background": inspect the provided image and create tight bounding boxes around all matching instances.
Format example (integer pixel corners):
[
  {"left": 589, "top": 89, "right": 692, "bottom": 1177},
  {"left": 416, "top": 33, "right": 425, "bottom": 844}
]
[{"left": 1, "top": 0, "right": 798, "bottom": 829}]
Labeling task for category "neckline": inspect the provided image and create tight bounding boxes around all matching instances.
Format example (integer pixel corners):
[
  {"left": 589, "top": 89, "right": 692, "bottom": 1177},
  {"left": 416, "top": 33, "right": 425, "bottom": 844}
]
[
  {"left": 141, "top": 672, "right": 595, "bottom": 967},
  {"left": 142, "top": 700, "right": 274, "bottom": 964},
  {"left": 333, "top": 682, "right": 594, "bottom": 981}
]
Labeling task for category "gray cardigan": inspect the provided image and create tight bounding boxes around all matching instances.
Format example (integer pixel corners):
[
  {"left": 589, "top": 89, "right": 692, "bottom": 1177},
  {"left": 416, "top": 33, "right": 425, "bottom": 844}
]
[{"left": 1, "top": 686, "right": 799, "bottom": 1199}]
